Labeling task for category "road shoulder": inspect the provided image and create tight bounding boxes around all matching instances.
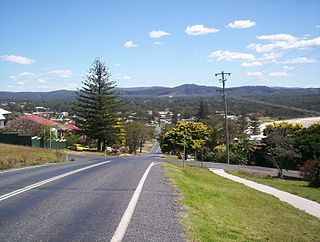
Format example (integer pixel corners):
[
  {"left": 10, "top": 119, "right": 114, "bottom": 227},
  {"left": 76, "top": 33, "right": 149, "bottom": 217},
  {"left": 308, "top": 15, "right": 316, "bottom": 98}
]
[{"left": 123, "top": 162, "right": 185, "bottom": 242}]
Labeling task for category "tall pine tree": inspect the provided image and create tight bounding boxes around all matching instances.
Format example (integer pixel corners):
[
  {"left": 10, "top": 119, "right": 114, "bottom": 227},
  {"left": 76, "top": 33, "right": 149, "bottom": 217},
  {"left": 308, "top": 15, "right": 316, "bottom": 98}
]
[
  {"left": 73, "top": 58, "right": 121, "bottom": 151},
  {"left": 198, "top": 100, "right": 209, "bottom": 121}
]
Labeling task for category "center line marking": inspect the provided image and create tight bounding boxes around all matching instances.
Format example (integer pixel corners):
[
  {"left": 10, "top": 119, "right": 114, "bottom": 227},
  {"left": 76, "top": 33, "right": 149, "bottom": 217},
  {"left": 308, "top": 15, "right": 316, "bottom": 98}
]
[
  {"left": 0, "top": 160, "right": 112, "bottom": 202},
  {"left": 110, "top": 162, "right": 155, "bottom": 242}
]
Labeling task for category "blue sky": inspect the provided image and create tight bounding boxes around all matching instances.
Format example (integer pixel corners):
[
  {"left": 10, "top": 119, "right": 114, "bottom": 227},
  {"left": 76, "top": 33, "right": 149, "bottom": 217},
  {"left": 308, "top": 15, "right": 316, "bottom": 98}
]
[{"left": 0, "top": 0, "right": 319, "bottom": 91}]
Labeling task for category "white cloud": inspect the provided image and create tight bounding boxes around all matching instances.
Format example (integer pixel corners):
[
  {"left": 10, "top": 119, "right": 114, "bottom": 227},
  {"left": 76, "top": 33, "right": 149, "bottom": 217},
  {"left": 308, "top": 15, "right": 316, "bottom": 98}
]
[
  {"left": 283, "top": 65, "right": 294, "bottom": 70},
  {"left": 115, "top": 63, "right": 120, "bottom": 67},
  {"left": 283, "top": 57, "right": 315, "bottom": 64},
  {"left": 154, "top": 41, "right": 164, "bottom": 45},
  {"left": 269, "top": 72, "right": 288, "bottom": 76},
  {"left": 124, "top": 41, "right": 138, "bottom": 48},
  {"left": 185, "top": 24, "right": 220, "bottom": 36},
  {"left": 248, "top": 35, "right": 320, "bottom": 52},
  {"left": 257, "top": 34, "right": 297, "bottom": 42},
  {"left": 67, "top": 83, "right": 80, "bottom": 89},
  {"left": 0, "top": 55, "right": 35, "bottom": 64},
  {"left": 17, "top": 81, "right": 25, "bottom": 85},
  {"left": 228, "top": 20, "right": 256, "bottom": 29},
  {"left": 246, "top": 72, "right": 263, "bottom": 76},
  {"left": 18, "top": 72, "right": 39, "bottom": 78},
  {"left": 37, "top": 78, "right": 48, "bottom": 83},
  {"left": 122, "top": 76, "right": 131, "bottom": 80},
  {"left": 50, "top": 69, "right": 72, "bottom": 78},
  {"left": 9, "top": 72, "right": 40, "bottom": 80},
  {"left": 149, "top": 30, "right": 170, "bottom": 38},
  {"left": 241, "top": 61, "right": 263, "bottom": 67},
  {"left": 208, "top": 50, "right": 255, "bottom": 61},
  {"left": 261, "top": 52, "right": 282, "bottom": 61}
]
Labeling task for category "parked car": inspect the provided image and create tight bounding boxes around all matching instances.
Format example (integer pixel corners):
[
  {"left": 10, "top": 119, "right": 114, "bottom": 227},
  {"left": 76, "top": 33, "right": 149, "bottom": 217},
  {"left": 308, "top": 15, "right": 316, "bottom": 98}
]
[{"left": 69, "top": 143, "right": 84, "bottom": 151}]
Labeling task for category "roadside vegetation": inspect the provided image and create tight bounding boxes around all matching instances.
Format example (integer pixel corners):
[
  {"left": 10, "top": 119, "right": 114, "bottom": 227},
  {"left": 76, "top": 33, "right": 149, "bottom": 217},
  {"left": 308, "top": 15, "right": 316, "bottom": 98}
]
[
  {"left": 163, "top": 163, "right": 320, "bottom": 242},
  {"left": 0, "top": 143, "right": 63, "bottom": 170},
  {"left": 160, "top": 120, "right": 320, "bottom": 187},
  {"left": 226, "top": 169, "right": 320, "bottom": 203},
  {"left": 64, "top": 149, "right": 107, "bottom": 157}
]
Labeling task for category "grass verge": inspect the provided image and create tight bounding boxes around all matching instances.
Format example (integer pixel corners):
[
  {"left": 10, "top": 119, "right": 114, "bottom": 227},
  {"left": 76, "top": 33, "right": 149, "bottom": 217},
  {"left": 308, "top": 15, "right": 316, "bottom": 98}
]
[
  {"left": 0, "top": 143, "right": 64, "bottom": 171},
  {"left": 226, "top": 169, "right": 320, "bottom": 203},
  {"left": 160, "top": 154, "right": 180, "bottom": 160},
  {"left": 163, "top": 162, "right": 320, "bottom": 242},
  {"left": 65, "top": 149, "right": 107, "bottom": 156}
]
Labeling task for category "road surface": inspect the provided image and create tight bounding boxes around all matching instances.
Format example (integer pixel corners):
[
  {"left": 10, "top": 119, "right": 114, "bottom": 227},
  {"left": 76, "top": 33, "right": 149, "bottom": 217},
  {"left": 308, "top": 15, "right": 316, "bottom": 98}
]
[
  {"left": 0, "top": 143, "right": 302, "bottom": 241},
  {"left": 0, "top": 152, "right": 184, "bottom": 242}
]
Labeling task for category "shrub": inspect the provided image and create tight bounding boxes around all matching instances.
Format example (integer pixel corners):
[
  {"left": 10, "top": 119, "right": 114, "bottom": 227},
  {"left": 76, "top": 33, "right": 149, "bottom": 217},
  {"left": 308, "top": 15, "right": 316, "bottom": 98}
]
[{"left": 299, "top": 160, "right": 320, "bottom": 188}]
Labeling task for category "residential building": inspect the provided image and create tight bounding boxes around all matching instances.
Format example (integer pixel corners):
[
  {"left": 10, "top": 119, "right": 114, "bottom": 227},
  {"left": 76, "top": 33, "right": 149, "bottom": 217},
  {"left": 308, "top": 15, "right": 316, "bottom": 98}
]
[{"left": 0, "top": 108, "right": 15, "bottom": 128}]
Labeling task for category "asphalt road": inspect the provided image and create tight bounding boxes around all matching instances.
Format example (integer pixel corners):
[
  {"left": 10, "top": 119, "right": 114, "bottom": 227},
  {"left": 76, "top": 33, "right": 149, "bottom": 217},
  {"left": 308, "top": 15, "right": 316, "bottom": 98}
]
[
  {"left": 0, "top": 152, "right": 185, "bottom": 242},
  {"left": 0, "top": 143, "right": 301, "bottom": 242}
]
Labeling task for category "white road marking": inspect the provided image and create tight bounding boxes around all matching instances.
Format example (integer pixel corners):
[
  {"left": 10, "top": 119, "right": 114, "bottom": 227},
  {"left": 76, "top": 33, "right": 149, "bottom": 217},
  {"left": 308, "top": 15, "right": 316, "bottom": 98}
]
[
  {"left": 110, "top": 162, "right": 155, "bottom": 242},
  {"left": 210, "top": 168, "right": 320, "bottom": 218},
  {"left": 0, "top": 160, "right": 112, "bottom": 202}
]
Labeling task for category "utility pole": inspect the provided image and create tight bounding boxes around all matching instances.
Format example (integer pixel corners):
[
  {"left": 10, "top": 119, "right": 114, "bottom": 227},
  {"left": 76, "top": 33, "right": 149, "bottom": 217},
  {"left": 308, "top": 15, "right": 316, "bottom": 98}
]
[{"left": 215, "top": 71, "right": 231, "bottom": 164}]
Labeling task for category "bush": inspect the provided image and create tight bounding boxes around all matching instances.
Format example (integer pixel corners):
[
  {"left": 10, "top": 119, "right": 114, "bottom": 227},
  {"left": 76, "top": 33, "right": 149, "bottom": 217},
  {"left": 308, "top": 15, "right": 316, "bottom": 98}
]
[{"left": 299, "top": 160, "right": 320, "bottom": 188}]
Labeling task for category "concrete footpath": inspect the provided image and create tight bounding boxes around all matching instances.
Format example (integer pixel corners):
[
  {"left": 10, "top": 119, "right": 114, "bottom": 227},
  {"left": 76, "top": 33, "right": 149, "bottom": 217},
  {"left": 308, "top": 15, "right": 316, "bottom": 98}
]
[{"left": 209, "top": 168, "right": 320, "bottom": 218}]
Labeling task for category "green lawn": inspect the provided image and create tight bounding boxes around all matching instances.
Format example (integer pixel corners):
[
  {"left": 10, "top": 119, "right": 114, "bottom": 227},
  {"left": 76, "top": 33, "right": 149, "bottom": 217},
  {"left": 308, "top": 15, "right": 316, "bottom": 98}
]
[
  {"left": 163, "top": 163, "right": 320, "bottom": 242},
  {"left": 160, "top": 154, "right": 180, "bottom": 160},
  {"left": 226, "top": 170, "right": 320, "bottom": 203}
]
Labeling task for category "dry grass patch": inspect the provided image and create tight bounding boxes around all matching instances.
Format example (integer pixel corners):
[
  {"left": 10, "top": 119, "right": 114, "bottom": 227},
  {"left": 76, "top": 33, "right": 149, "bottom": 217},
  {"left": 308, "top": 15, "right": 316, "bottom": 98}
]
[{"left": 0, "top": 143, "right": 63, "bottom": 170}]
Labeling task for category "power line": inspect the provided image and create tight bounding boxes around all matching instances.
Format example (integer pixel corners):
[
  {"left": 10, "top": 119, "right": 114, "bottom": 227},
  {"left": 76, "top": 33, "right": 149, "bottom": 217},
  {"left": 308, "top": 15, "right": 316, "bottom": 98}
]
[
  {"left": 229, "top": 96, "right": 320, "bottom": 116},
  {"left": 257, "top": 49, "right": 298, "bottom": 73},
  {"left": 215, "top": 71, "right": 231, "bottom": 165},
  {"left": 266, "top": 47, "right": 320, "bottom": 74}
]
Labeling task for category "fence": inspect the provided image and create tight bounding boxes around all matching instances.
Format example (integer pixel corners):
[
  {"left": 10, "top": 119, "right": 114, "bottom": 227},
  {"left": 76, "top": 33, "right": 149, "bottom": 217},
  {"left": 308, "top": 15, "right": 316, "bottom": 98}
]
[{"left": 0, "top": 132, "right": 67, "bottom": 149}]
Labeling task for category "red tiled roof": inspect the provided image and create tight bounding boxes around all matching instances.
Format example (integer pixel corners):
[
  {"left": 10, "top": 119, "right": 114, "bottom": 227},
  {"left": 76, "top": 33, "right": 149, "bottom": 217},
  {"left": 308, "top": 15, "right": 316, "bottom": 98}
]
[
  {"left": 64, "top": 123, "right": 79, "bottom": 132},
  {"left": 21, "top": 113, "right": 59, "bottom": 127}
]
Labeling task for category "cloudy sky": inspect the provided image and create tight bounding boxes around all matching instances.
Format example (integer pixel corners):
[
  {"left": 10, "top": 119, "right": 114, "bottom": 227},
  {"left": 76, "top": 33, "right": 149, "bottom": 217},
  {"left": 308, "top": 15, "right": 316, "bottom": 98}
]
[{"left": 0, "top": 0, "right": 319, "bottom": 91}]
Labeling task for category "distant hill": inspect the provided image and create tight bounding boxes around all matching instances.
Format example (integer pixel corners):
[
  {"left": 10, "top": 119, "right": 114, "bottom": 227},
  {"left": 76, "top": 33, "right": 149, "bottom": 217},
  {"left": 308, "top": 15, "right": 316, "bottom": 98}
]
[
  {"left": 0, "top": 84, "right": 319, "bottom": 101},
  {"left": 0, "top": 90, "right": 76, "bottom": 101}
]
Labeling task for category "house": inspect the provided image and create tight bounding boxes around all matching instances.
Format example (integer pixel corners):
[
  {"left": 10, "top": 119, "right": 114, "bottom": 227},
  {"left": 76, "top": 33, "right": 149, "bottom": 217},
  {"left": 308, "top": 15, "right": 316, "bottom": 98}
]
[
  {"left": 21, "top": 113, "right": 78, "bottom": 139},
  {"left": 0, "top": 108, "right": 15, "bottom": 128}
]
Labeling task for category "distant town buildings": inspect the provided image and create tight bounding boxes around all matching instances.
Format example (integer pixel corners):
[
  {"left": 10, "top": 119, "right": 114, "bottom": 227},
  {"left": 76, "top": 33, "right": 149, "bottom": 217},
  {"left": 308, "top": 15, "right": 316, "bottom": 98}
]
[{"left": 0, "top": 108, "right": 15, "bottom": 128}]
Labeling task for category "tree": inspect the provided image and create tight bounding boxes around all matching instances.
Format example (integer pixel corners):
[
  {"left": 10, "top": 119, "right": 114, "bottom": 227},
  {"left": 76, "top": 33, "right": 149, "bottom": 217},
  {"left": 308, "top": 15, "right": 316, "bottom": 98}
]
[
  {"left": 73, "top": 58, "right": 121, "bottom": 151},
  {"left": 263, "top": 122, "right": 303, "bottom": 171},
  {"left": 125, "top": 121, "right": 154, "bottom": 154},
  {"left": 198, "top": 100, "right": 209, "bottom": 121},
  {"left": 232, "top": 139, "right": 254, "bottom": 165},
  {"left": 294, "top": 122, "right": 320, "bottom": 162},
  {"left": 3, "top": 118, "right": 54, "bottom": 137},
  {"left": 250, "top": 115, "right": 261, "bottom": 135},
  {"left": 3, "top": 118, "right": 43, "bottom": 136},
  {"left": 263, "top": 122, "right": 303, "bottom": 136},
  {"left": 159, "top": 121, "right": 209, "bottom": 159}
]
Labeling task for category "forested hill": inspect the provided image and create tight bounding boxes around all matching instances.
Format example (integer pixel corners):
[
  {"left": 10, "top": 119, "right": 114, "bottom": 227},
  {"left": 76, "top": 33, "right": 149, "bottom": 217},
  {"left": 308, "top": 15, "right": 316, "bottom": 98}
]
[{"left": 0, "top": 84, "right": 319, "bottom": 101}]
